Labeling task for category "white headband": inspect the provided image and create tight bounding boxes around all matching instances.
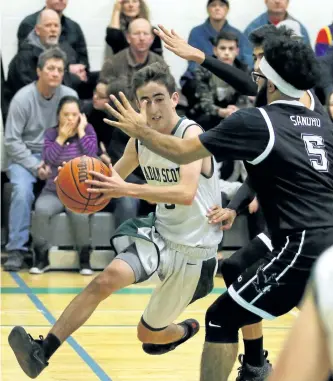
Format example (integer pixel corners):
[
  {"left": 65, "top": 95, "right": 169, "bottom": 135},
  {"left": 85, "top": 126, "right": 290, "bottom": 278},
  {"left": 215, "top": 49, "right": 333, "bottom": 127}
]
[{"left": 259, "top": 57, "right": 304, "bottom": 98}]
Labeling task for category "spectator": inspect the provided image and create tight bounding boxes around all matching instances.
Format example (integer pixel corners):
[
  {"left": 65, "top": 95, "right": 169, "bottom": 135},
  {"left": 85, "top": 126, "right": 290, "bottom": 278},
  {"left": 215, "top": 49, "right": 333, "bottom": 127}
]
[
  {"left": 30, "top": 96, "right": 97, "bottom": 275},
  {"left": 315, "top": 22, "right": 333, "bottom": 57},
  {"left": 3, "top": 48, "right": 77, "bottom": 272},
  {"left": 100, "top": 78, "right": 143, "bottom": 228},
  {"left": 317, "top": 48, "right": 333, "bottom": 105},
  {"left": 181, "top": 0, "right": 251, "bottom": 105},
  {"left": 106, "top": 0, "right": 162, "bottom": 56},
  {"left": 244, "top": 0, "right": 310, "bottom": 64},
  {"left": 17, "top": 0, "right": 89, "bottom": 71},
  {"left": 181, "top": 0, "right": 251, "bottom": 87},
  {"left": 190, "top": 31, "right": 251, "bottom": 130},
  {"left": 82, "top": 79, "right": 113, "bottom": 152},
  {"left": 100, "top": 18, "right": 164, "bottom": 90},
  {"left": 6, "top": 10, "right": 85, "bottom": 103},
  {"left": 328, "top": 92, "right": 333, "bottom": 122}
]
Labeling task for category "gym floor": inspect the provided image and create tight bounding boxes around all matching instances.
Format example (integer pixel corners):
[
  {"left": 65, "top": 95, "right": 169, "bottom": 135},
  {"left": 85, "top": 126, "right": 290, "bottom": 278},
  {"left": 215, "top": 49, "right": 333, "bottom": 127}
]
[{"left": 1, "top": 270, "right": 296, "bottom": 381}]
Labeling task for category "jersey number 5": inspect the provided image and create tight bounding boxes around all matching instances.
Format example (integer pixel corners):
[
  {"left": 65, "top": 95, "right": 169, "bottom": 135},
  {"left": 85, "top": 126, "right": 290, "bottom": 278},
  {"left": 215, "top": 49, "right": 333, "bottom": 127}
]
[{"left": 302, "top": 134, "right": 329, "bottom": 172}]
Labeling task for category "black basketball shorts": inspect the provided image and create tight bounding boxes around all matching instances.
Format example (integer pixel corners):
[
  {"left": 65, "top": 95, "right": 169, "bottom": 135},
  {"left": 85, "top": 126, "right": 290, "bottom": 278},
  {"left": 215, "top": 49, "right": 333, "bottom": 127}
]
[{"left": 228, "top": 227, "right": 333, "bottom": 319}]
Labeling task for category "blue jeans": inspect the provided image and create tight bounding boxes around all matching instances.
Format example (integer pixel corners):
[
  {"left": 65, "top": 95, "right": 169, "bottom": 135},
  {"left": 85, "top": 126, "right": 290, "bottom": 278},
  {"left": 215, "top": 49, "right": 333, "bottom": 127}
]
[
  {"left": 6, "top": 155, "right": 41, "bottom": 252},
  {"left": 105, "top": 197, "right": 141, "bottom": 228}
]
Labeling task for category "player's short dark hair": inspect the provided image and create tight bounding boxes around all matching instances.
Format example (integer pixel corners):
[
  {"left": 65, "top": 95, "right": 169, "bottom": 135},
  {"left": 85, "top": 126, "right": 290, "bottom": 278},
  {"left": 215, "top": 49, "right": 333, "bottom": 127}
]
[
  {"left": 37, "top": 47, "right": 67, "bottom": 70},
  {"left": 263, "top": 36, "right": 321, "bottom": 91},
  {"left": 212, "top": 31, "right": 239, "bottom": 47},
  {"left": 132, "top": 62, "right": 177, "bottom": 96},
  {"left": 56, "top": 96, "right": 80, "bottom": 116},
  {"left": 249, "top": 25, "right": 293, "bottom": 46}
]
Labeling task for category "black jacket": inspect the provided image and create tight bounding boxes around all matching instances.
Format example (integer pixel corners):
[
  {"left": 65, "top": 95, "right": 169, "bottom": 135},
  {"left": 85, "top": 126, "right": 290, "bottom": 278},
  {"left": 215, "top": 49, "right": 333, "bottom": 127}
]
[
  {"left": 6, "top": 35, "right": 81, "bottom": 103},
  {"left": 17, "top": 9, "right": 89, "bottom": 69}
]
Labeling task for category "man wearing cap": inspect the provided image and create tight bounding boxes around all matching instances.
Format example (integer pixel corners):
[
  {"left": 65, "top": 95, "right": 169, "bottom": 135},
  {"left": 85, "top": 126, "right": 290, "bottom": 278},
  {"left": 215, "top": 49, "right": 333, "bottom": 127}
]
[
  {"left": 181, "top": 0, "right": 251, "bottom": 104},
  {"left": 101, "top": 31, "right": 333, "bottom": 381}
]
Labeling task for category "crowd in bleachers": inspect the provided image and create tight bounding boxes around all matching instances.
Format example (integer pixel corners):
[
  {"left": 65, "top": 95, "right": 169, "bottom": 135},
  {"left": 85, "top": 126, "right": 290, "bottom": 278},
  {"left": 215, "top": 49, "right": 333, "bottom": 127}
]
[{"left": 1, "top": 0, "right": 333, "bottom": 274}]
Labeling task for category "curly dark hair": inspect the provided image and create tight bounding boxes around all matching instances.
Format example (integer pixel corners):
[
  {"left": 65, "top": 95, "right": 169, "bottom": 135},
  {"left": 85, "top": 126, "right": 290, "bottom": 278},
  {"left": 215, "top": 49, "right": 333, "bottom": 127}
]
[
  {"left": 263, "top": 36, "right": 321, "bottom": 91},
  {"left": 249, "top": 25, "right": 294, "bottom": 46}
]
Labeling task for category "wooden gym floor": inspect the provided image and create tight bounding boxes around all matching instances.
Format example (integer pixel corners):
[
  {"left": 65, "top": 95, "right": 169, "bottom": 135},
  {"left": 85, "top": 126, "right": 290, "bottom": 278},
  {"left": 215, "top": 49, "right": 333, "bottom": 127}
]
[{"left": 1, "top": 270, "right": 296, "bottom": 381}]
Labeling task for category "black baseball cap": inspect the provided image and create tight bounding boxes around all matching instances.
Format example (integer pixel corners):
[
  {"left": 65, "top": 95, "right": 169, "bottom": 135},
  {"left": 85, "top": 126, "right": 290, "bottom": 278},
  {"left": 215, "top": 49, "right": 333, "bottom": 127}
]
[{"left": 207, "top": 0, "right": 229, "bottom": 7}]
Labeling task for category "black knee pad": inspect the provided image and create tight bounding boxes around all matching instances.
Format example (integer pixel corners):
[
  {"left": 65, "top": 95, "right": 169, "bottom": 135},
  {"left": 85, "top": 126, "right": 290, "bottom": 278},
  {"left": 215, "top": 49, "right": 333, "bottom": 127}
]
[{"left": 205, "top": 292, "right": 262, "bottom": 344}]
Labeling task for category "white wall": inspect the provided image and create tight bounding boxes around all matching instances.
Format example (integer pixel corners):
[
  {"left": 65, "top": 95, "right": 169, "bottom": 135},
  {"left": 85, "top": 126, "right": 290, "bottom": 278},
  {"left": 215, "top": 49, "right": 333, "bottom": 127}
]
[{"left": 2, "top": 0, "right": 333, "bottom": 85}]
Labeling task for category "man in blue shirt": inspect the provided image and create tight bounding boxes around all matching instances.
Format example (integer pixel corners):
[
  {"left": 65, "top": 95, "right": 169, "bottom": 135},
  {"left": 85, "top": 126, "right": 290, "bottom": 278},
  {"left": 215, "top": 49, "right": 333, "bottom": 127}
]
[
  {"left": 181, "top": 0, "right": 251, "bottom": 106},
  {"left": 244, "top": 0, "right": 310, "bottom": 66}
]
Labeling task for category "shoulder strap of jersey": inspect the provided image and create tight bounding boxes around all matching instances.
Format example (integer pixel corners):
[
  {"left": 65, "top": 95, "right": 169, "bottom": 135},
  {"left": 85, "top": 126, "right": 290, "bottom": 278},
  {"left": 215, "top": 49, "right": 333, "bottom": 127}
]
[{"left": 173, "top": 118, "right": 204, "bottom": 138}]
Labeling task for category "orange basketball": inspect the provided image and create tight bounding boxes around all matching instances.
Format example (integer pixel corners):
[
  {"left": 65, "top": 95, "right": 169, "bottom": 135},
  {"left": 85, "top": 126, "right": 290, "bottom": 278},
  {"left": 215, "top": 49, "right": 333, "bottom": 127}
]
[{"left": 56, "top": 156, "right": 112, "bottom": 214}]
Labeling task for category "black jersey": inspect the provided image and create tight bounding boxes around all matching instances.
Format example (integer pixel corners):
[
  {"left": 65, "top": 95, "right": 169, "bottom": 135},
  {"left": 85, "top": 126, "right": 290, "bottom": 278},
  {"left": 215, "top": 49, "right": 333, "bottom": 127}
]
[
  {"left": 308, "top": 89, "right": 327, "bottom": 116},
  {"left": 200, "top": 100, "right": 333, "bottom": 244}
]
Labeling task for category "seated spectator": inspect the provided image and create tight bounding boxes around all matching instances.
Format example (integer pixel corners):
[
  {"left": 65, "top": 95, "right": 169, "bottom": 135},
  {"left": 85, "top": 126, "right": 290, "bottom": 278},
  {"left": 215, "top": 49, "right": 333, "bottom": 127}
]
[
  {"left": 3, "top": 48, "right": 77, "bottom": 272},
  {"left": 30, "top": 96, "right": 97, "bottom": 275},
  {"left": 99, "top": 78, "right": 143, "bottom": 228},
  {"left": 190, "top": 31, "right": 251, "bottom": 130},
  {"left": 82, "top": 79, "right": 114, "bottom": 152},
  {"left": 328, "top": 92, "right": 333, "bottom": 122},
  {"left": 106, "top": 0, "right": 162, "bottom": 56},
  {"left": 6, "top": 10, "right": 85, "bottom": 103},
  {"left": 317, "top": 48, "right": 333, "bottom": 105},
  {"left": 181, "top": 0, "right": 251, "bottom": 104},
  {"left": 17, "top": 0, "right": 89, "bottom": 72},
  {"left": 100, "top": 18, "right": 164, "bottom": 90},
  {"left": 315, "top": 22, "right": 333, "bottom": 57},
  {"left": 244, "top": 0, "right": 310, "bottom": 64}
]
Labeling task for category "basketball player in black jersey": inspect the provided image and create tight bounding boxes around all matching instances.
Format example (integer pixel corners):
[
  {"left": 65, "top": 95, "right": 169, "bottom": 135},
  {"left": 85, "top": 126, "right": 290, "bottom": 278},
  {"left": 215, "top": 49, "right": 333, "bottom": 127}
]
[
  {"left": 101, "top": 33, "right": 333, "bottom": 381},
  {"left": 152, "top": 23, "right": 331, "bottom": 380}
]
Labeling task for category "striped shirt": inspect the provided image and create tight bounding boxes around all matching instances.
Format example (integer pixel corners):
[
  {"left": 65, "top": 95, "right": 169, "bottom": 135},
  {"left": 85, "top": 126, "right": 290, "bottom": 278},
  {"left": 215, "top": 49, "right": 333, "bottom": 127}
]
[{"left": 43, "top": 124, "right": 98, "bottom": 192}]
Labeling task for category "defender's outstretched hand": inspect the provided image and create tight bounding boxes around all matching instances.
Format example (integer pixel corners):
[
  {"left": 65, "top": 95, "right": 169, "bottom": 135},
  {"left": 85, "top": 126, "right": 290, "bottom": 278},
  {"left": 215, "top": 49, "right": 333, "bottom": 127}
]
[
  {"left": 154, "top": 25, "right": 205, "bottom": 64},
  {"left": 207, "top": 206, "right": 237, "bottom": 231},
  {"left": 104, "top": 92, "right": 148, "bottom": 139}
]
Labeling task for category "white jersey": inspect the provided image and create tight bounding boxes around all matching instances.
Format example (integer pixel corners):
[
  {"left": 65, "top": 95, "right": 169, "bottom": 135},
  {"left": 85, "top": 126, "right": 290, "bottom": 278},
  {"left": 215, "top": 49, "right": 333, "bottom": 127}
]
[
  {"left": 137, "top": 117, "right": 222, "bottom": 248},
  {"left": 313, "top": 247, "right": 333, "bottom": 370}
]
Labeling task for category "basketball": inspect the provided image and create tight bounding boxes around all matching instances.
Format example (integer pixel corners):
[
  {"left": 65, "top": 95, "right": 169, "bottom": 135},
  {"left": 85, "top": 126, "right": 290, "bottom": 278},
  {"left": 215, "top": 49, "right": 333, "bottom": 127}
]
[{"left": 56, "top": 156, "right": 112, "bottom": 214}]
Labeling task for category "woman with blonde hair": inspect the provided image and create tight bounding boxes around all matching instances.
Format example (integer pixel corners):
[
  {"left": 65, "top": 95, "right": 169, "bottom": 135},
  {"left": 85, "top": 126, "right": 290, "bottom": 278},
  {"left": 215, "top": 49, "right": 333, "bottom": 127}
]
[{"left": 105, "top": 0, "right": 162, "bottom": 55}]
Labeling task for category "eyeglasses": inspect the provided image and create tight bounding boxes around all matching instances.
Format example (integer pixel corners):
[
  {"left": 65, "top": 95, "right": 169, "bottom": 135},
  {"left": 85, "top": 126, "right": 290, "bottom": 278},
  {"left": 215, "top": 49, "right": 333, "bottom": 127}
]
[{"left": 251, "top": 71, "right": 266, "bottom": 84}]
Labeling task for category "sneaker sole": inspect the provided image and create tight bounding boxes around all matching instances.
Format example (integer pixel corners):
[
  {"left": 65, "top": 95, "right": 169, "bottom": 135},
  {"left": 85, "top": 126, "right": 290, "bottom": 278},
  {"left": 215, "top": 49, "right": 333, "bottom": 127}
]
[{"left": 8, "top": 326, "right": 45, "bottom": 379}]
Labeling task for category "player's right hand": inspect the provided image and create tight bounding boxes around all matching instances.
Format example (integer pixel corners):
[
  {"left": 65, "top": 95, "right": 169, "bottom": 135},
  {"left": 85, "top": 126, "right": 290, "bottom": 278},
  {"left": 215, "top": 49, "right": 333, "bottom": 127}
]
[{"left": 207, "top": 206, "right": 237, "bottom": 231}]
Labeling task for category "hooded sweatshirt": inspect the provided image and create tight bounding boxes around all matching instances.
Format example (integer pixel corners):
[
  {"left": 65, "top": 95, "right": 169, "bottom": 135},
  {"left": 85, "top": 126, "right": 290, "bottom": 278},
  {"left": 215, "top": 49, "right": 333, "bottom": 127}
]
[{"left": 5, "top": 30, "right": 80, "bottom": 103}]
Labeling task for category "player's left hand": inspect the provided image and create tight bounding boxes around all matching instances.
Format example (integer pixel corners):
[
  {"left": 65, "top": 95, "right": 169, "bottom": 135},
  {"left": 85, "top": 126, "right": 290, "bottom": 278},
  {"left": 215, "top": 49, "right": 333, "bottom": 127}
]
[
  {"left": 86, "top": 165, "right": 127, "bottom": 202},
  {"left": 104, "top": 92, "right": 148, "bottom": 139}
]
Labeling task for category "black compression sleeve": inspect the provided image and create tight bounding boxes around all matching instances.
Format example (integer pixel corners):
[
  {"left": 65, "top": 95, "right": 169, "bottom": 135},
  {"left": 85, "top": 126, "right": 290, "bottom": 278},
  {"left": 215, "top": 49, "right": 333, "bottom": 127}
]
[
  {"left": 227, "top": 179, "right": 256, "bottom": 214},
  {"left": 201, "top": 55, "right": 257, "bottom": 96}
]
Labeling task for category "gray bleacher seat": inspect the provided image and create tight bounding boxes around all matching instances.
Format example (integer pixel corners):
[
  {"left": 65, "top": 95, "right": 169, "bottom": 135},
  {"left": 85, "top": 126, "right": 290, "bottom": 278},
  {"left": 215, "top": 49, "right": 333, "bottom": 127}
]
[{"left": 2, "top": 181, "right": 250, "bottom": 267}]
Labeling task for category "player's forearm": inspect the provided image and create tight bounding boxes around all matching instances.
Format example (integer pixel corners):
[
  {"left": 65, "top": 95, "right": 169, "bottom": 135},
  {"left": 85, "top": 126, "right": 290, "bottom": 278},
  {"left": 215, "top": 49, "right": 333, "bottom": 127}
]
[
  {"left": 126, "top": 183, "right": 194, "bottom": 205},
  {"left": 137, "top": 128, "right": 200, "bottom": 165}
]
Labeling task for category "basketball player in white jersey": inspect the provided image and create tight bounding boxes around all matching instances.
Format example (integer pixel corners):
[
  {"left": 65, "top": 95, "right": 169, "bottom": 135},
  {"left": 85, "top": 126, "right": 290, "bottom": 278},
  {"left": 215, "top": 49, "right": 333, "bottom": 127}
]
[
  {"left": 8, "top": 62, "right": 223, "bottom": 379},
  {"left": 268, "top": 247, "right": 333, "bottom": 381}
]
